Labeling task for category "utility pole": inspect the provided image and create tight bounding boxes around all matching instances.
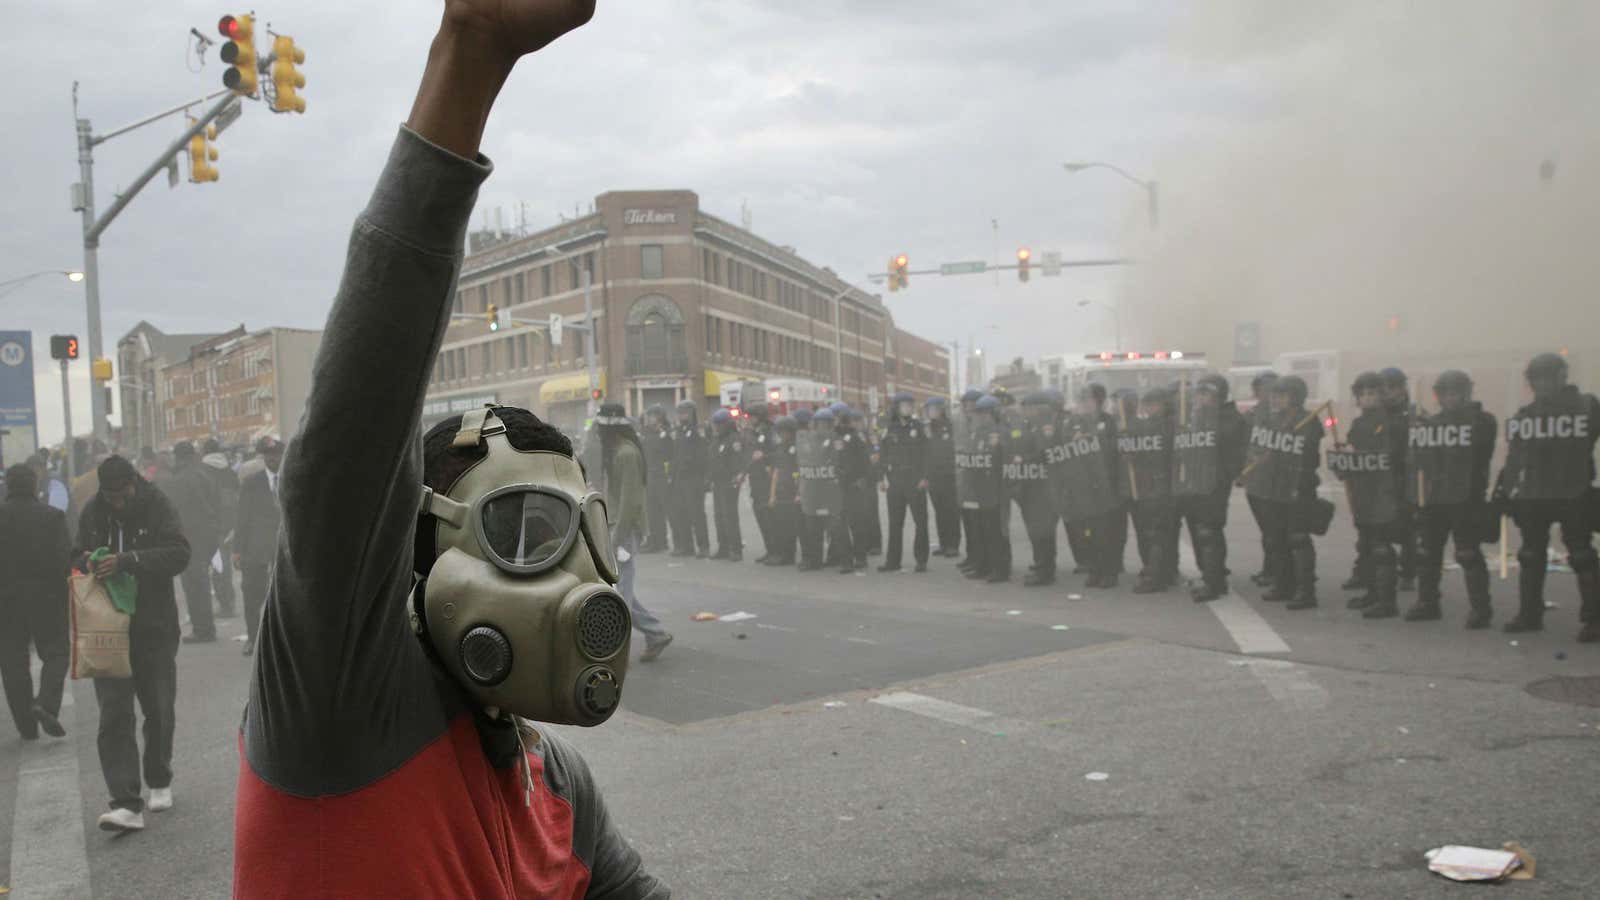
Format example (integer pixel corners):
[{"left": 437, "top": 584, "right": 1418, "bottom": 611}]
[{"left": 72, "top": 85, "right": 239, "bottom": 446}]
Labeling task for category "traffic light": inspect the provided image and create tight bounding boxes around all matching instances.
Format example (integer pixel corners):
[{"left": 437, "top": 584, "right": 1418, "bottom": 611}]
[
  {"left": 271, "top": 35, "right": 306, "bottom": 113},
  {"left": 49, "top": 335, "right": 79, "bottom": 360},
  {"left": 92, "top": 357, "right": 113, "bottom": 383},
  {"left": 219, "top": 14, "right": 258, "bottom": 95},
  {"left": 189, "top": 119, "right": 219, "bottom": 183},
  {"left": 590, "top": 388, "right": 603, "bottom": 402},
  {"left": 1016, "top": 247, "right": 1031, "bottom": 283},
  {"left": 487, "top": 303, "right": 500, "bottom": 331},
  {"left": 888, "top": 254, "right": 909, "bottom": 292}
]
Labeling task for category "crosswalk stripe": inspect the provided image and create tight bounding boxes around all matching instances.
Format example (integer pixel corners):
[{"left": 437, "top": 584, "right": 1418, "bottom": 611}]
[
  {"left": 870, "top": 691, "right": 1011, "bottom": 736},
  {"left": 1206, "top": 594, "right": 1292, "bottom": 655}
]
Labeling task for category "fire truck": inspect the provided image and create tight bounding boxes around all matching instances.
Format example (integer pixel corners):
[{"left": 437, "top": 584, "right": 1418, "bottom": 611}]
[
  {"left": 718, "top": 377, "right": 833, "bottom": 418},
  {"left": 1046, "top": 351, "right": 1212, "bottom": 404}
]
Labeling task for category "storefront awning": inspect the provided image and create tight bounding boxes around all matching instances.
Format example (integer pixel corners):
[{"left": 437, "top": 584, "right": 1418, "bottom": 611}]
[
  {"left": 703, "top": 369, "right": 758, "bottom": 397},
  {"left": 540, "top": 371, "right": 607, "bottom": 405}
]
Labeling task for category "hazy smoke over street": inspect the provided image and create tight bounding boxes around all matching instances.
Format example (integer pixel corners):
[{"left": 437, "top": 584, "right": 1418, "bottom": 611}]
[{"left": 1115, "top": 0, "right": 1599, "bottom": 376}]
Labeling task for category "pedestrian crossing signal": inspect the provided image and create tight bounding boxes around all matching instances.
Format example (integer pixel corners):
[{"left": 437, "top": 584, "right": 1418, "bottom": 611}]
[{"left": 50, "top": 335, "right": 79, "bottom": 360}]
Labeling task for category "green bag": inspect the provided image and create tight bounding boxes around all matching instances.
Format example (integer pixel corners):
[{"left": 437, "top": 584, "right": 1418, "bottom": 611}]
[{"left": 89, "top": 547, "right": 138, "bottom": 615}]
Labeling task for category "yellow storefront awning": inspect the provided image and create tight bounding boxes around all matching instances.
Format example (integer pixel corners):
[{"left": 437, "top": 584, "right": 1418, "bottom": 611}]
[
  {"left": 540, "top": 371, "right": 607, "bottom": 405},
  {"left": 704, "top": 369, "right": 758, "bottom": 397}
]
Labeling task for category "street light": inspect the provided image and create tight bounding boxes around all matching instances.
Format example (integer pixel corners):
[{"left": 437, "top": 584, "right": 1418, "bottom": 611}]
[
  {"left": 0, "top": 269, "right": 85, "bottom": 298},
  {"left": 1077, "top": 298, "right": 1123, "bottom": 352},
  {"left": 1062, "top": 161, "right": 1158, "bottom": 230}
]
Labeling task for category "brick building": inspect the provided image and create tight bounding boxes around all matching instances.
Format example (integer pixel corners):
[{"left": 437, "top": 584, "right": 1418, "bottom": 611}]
[
  {"left": 157, "top": 325, "right": 322, "bottom": 449},
  {"left": 424, "top": 190, "right": 950, "bottom": 433},
  {"left": 116, "top": 321, "right": 221, "bottom": 452}
]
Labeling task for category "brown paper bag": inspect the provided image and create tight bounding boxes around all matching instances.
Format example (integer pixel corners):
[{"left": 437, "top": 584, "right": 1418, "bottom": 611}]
[{"left": 70, "top": 571, "right": 131, "bottom": 680}]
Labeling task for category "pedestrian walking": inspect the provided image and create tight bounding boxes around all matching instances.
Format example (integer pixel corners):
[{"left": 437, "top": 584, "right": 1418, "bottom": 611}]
[
  {"left": 77, "top": 454, "right": 190, "bottom": 833},
  {"left": 669, "top": 400, "right": 710, "bottom": 557},
  {"left": 233, "top": 437, "right": 283, "bottom": 657},
  {"left": 163, "top": 441, "right": 222, "bottom": 643},
  {"left": 202, "top": 438, "right": 240, "bottom": 618},
  {"left": 0, "top": 464, "right": 73, "bottom": 741},
  {"left": 594, "top": 403, "right": 674, "bottom": 661}
]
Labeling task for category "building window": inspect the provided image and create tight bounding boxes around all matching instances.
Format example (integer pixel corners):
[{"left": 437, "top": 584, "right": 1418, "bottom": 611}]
[
  {"left": 478, "top": 284, "right": 489, "bottom": 313},
  {"left": 504, "top": 336, "right": 515, "bottom": 372},
  {"left": 519, "top": 334, "right": 530, "bottom": 369},
  {"left": 513, "top": 273, "right": 525, "bottom": 306},
  {"left": 482, "top": 344, "right": 493, "bottom": 376},
  {"left": 626, "top": 294, "right": 686, "bottom": 375},
  {"left": 641, "top": 245, "right": 664, "bottom": 280},
  {"left": 542, "top": 265, "right": 552, "bottom": 297}
]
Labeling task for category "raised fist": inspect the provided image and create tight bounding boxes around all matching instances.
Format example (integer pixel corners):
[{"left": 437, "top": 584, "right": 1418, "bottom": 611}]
[{"left": 439, "top": 0, "right": 596, "bottom": 61}]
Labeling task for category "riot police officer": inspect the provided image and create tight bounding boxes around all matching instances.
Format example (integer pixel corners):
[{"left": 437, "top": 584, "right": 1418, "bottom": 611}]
[
  {"left": 965, "top": 395, "right": 1011, "bottom": 583},
  {"left": 744, "top": 402, "right": 777, "bottom": 563},
  {"left": 1246, "top": 371, "right": 1280, "bottom": 588},
  {"left": 1495, "top": 353, "right": 1600, "bottom": 640},
  {"left": 669, "top": 399, "right": 710, "bottom": 558},
  {"left": 955, "top": 389, "right": 986, "bottom": 574},
  {"left": 836, "top": 408, "right": 872, "bottom": 573},
  {"left": 1247, "top": 375, "right": 1325, "bottom": 609},
  {"left": 802, "top": 408, "right": 853, "bottom": 573},
  {"left": 709, "top": 409, "right": 746, "bottom": 561},
  {"left": 1174, "top": 374, "right": 1248, "bottom": 601},
  {"left": 879, "top": 392, "right": 931, "bottom": 573},
  {"left": 638, "top": 404, "right": 674, "bottom": 553},
  {"left": 1017, "top": 391, "right": 1063, "bottom": 587},
  {"left": 1408, "top": 370, "right": 1497, "bottom": 626},
  {"left": 1381, "top": 367, "right": 1419, "bottom": 592},
  {"left": 848, "top": 409, "right": 883, "bottom": 558},
  {"left": 1052, "top": 387, "right": 1123, "bottom": 589},
  {"left": 924, "top": 397, "right": 961, "bottom": 558},
  {"left": 1331, "top": 372, "right": 1406, "bottom": 619},
  {"left": 1122, "top": 388, "right": 1177, "bottom": 593},
  {"left": 765, "top": 415, "right": 802, "bottom": 567}
]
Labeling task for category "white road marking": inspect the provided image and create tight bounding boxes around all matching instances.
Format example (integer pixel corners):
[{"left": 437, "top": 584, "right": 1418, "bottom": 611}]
[
  {"left": 9, "top": 677, "right": 92, "bottom": 899},
  {"left": 870, "top": 691, "right": 1011, "bottom": 736},
  {"left": 1231, "top": 658, "right": 1330, "bottom": 711},
  {"left": 1207, "top": 595, "right": 1291, "bottom": 655}
]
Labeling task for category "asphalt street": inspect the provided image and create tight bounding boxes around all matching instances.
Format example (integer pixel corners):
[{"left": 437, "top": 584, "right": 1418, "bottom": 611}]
[{"left": 3, "top": 492, "right": 1598, "bottom": 898}]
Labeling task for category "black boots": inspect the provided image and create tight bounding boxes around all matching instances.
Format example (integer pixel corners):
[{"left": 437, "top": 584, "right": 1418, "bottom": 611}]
[
  {"left": 1286, "top": 539, "right": 1319, "bottom": 610},
  {"left": 1503, "top": 559, "right": 1546, "bottom": 633},
  {"left": 1361, "top": 550, "right": 1398, "bottom": 619},
  {"left": 1463, "top": 559, "right": 1493, "bottom": 629}
]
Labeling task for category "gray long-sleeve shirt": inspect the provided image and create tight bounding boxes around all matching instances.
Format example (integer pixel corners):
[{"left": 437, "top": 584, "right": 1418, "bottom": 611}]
[{"left": 233, "top": 126, "right": 668, "bottom": 900}]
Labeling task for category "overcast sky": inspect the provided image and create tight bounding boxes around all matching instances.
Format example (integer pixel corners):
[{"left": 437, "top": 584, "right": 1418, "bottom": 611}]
[{"left": 7, "top": 2, "right": 1588, "bottom": 446}]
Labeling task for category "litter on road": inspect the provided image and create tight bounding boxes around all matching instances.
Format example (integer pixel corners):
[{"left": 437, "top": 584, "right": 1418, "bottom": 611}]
[
  {"left": 1067, "top": 593, "right": 1084, "bottom": 601},
  {"left": 1424, "top": 843, "right": 1535, "bottom": 882},
  {"left": 1084, "top": 772, "right": 1109, "bottom": 782},
  {"left": 692, "top": 612, "right": 719, "bottom": 622},
  {"left": 822, "top": 701, "right": 847, "bottom": 709},
  {"left": 1005, "top": 610, "right": 1022, "bottom": 616},
  {"left": 1051, "top": 624, "right": 1070, "bottom": 631},
  {"left": 719, "top": 611, "right": 758, "bottom": 623}
]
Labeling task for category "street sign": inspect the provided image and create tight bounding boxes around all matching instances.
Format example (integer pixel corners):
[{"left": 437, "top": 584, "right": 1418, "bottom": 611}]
[
  {"left": 939, "top": 261, "right": 987, "bottom": 276},
  {"left": 212, "top": 96, "right": 244, "bottom": 136},
  {"left": 0, "top": 331, "right": 38, "bottom": 465},
  {"left": 1042, "top": 251, "right": 1063, "bottom": 277},
  {"left": 549, "top": 313, "right": 564, "bottom": 347}
]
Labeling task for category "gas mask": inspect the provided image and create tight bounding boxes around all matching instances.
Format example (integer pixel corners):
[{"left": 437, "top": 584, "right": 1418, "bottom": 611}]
[{"left": 412, "top": 408, "right": 630, "bottom": 727}]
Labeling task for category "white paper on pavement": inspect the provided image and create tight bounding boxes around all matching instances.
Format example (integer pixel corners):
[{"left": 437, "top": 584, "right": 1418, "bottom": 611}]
[
  {"left": 1424, "top": 845, "right": 1520, "bottom": 882},
  {"left": 718, "top": 611, "right": 757, "bottom": 623}
]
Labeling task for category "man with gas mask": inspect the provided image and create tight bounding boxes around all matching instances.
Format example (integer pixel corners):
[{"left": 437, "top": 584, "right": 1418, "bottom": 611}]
[
  {"left": 1173, "top": 374, "right": 1248, "bottom": 602},
  {"left": 1120, "top": 388, "right": 1177, "bottom": 593},
  {"left": 1408, "top": 370, "right": 1497, "bottom": 627},
  {"left": 594, "top": 403, "right": 674, "bottom": 661},
  {"left": 924, "top": 397, "right": 961, "bottom": 558},
  {"left": 744, "top": 401, "right": 777, "bottom": 563},
  {"left": 1494, "top": 352, "right": 1600, "bottom": 640},
  {"left": 708, "top": 409, "right": 745, "bottom": 562},
  {"left": 1247, "top": 375, "right": 1325, "bottom": 610},
  {"left": 669, "top": 399, "right": 710, "bottom": 558},
  {"left": 878, "top": 392, "right": 931, "bottom": 573},
  {"left": 764, "top": 415, "right": 802, "bottom": 567},
  {"left": 1017, "top": 391, "right": 1063, "bottom": 587},
  {"left": 638, "top": 404, "right": 673, "bottom": 554},
  {"left": 1330, "top": 373, "right": 1406, "bottom": 620},
  {"left": 233, "top": 4, "right": 669, "bottom": 896}
]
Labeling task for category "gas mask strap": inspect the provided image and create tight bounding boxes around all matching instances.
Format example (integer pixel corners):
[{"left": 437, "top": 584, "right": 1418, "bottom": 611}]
[
  {"left": 453, "top": 406, "right": 505, "bottom": 449},
  {"left": 418, "top": 486, "right": 470, "bottom": 529}
]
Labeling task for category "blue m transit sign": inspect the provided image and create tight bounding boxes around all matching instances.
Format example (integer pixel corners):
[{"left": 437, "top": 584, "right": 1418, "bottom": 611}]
[{"left": 0, "top": 330, "right": 39, "bottom": 464}]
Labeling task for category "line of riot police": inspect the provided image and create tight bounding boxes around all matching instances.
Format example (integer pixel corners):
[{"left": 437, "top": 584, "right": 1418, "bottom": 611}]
[{"left": 619, "top": 350, "right": 1599, "bottom": 644}]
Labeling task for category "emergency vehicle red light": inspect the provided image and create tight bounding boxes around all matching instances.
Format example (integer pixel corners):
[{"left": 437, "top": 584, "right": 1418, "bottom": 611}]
[
  {"left": 1126, "top": 352, "right": 1141, "bottom": 360},
  {"left": 1154, "top": 351, "right": 1169, "bottom": 360},
  {"left": 1325, "top": 417, "right": 1337, "bottom": 429},
  {"left": 1099, "top": 352, "right": 1114, "bottom": 361}
]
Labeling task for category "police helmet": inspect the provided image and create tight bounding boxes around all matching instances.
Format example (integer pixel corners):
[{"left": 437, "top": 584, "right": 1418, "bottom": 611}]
[
  {"left": 1197, "top": 373, "right": 1229, "bottom": 401},
  {"left": 1251, "top": 370, "right": 1279, "bottom": 391},
  {"left": 975, "top": 394, "right": 1001, "bottom": 412},
  {"left": 925, "top": 396, "right": 948, "bottom": 409},
  {"left": 793, "top": 408, "right": 814, "bottom": 425},
  {"left": 1525, "top": 352, "right": 1568, "bottom": 382},
  {"left": 775, "top": 415, "right": 798, "bottom": 433},
  {"left": 675, "top": 400, "right": 697, "bottom": 411},
  {"left": 892, "top": 391, "right": 914, "bottom": 405},
  {"left": 828, "top": 401, "right": 850, "bottom": 415},
  {"left": 959, "top": 388, "right": 984, "bottom": 404},
  {"left": 747, "top": 401, "right": 769, "bottom": 419},
  {"left": 1077, "top": 383, "right": 1107, "bottom": 404},
  {"left": 645, "top": 403, "right": 666, "bottom": 417},
  {"left": 812, "top": 408, "right": 836, "bottom": 423},
  {"left": 1433, "top": 369, "right": 1473, "bottom": 396},
  {"left": 1379, "top": 367, "right": 1408, "bottom": 389},
  {"left": 1352, "top": 371, "right": 1384, "bottom": 396},
  {"left": 1273, "top": 375, "right": 1309, "bottom": 408},
  {"left": 711, "top": 409, "right": 732, "bottom": 425}
]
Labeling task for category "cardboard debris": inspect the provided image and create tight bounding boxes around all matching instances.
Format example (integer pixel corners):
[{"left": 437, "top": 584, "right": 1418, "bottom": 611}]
[
  {"left": 1425, "top": 843, "right": 1535, "bottom": 882},
  {"left": 692, "top": 612, "right": 719, "bottom": 622}
]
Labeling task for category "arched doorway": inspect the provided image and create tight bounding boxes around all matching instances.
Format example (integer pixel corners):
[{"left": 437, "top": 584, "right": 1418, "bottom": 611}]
[{"left": 626, "top": 294, "right": 686, "bottom": 376}]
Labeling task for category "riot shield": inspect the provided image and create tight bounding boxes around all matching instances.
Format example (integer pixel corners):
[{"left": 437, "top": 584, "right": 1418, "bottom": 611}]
[
  {"left": 1327, "top": 416, "right": 1398, "bottom": 525},
  {"left": 1408, "top": 410, "right": 1478, "bottom": 506},
  {"left": 1116, "top": 414, "right": 1172, "bottom": 502},
  {"left": 1173, "top": 403, "right": 1224, "bottom": 498},
  {"left": 957, "top": 415, "right": 1003, "bottom": 510},
  {"left": 797, "top": 428, "right": 842, "bottom": 517},
  {"left": 1046, "top": 414, "right": 1120, "bottom": 522},
  {"left": 1503, "top": 391, "right": 1594, "bottom": 502},
  {"left": 1245, "top": 411, "right": 1312, "bottom": 503}
]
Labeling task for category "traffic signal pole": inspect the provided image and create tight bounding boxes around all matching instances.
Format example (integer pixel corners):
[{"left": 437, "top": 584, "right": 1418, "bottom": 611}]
[
  {"left": 72, "top": 87, "right": 238, "bottom": 446},
  {"left": 59, "top": 359, "right": 74, "bottom": 487}
]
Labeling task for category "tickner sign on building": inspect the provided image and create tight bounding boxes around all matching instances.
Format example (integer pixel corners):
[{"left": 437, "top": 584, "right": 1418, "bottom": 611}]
[{"left": 623, "top": 208, "right": 677, "bottom": 226}]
